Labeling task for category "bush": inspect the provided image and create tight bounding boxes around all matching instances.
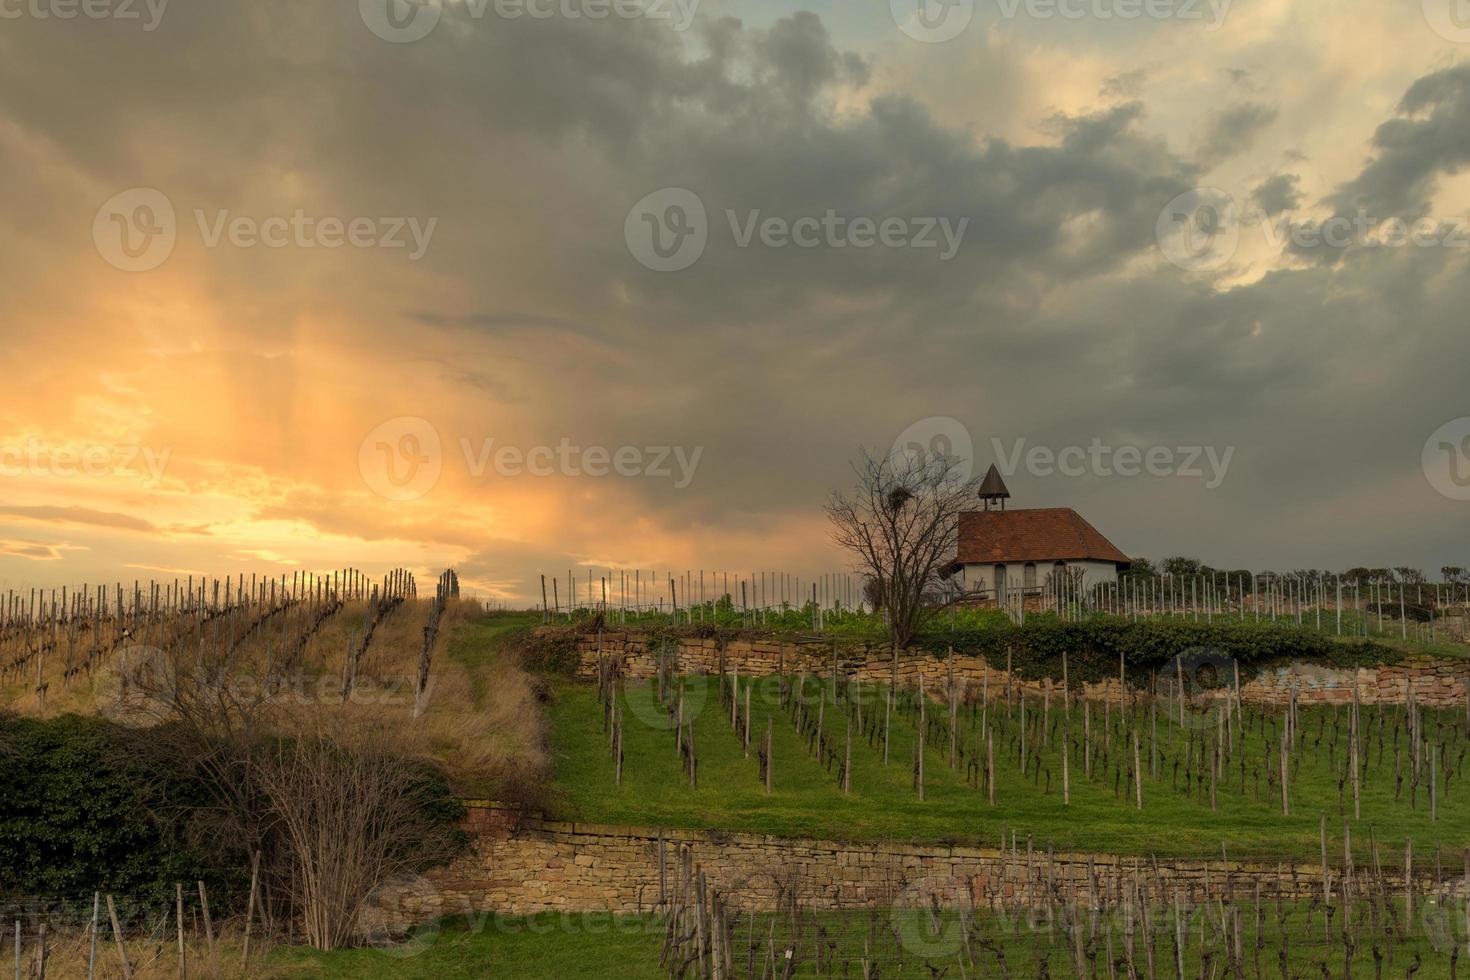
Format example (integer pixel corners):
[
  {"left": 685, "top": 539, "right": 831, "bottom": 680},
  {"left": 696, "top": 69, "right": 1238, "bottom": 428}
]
[
  {"left": 509, "top": 627, "right": 584, "bottom": 674},
  {"left": 0, "top": 713, "right": 230, "bottom": 910},
  {"left": 914, "top": 616, "right": 1399, "bottom": 687}
]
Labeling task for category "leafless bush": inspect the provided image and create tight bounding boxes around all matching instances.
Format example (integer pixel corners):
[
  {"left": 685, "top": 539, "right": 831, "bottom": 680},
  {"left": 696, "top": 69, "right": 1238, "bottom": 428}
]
[{"left": 253, "top": 717, "right": 465, "bottom": 951}]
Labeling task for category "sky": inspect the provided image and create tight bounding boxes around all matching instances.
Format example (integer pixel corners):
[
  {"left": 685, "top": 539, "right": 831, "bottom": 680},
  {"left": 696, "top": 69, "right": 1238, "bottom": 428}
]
[{"left": 1, "top": 0, "right": 1469, "bottom": 602}]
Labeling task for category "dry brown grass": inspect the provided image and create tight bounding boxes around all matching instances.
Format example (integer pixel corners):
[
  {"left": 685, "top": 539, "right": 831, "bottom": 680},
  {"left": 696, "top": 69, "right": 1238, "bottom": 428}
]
[
  {"left": 288, "top": 600, "right": 551, "bottom": 801},
  {"left": 20, "top": 922, "right": 265, "bottom": 979},
  {"left": 2, "top": 594, "right": 551, "bottom": 805}
]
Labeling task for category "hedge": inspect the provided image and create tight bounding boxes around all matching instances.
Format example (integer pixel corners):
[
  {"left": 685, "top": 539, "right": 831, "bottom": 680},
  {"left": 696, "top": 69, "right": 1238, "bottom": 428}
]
[
  {"left": 915, "top": 618, "right": 1400, "bottom": 687},
  {"left": 0, "top": 713, "right": 231, "bottom": 910}
]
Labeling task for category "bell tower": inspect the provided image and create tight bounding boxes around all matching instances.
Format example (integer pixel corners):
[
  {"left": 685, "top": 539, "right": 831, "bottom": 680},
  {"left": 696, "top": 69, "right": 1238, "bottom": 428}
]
[{"left": 978, "top": 464, "right": 1010, "bottom": 511}]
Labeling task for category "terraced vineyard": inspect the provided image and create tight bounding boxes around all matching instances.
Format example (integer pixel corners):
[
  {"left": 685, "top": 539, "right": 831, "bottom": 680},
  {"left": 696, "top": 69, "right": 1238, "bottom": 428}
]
[{"left": 550, "top": 670, "right": 1470, "bottom": 859}]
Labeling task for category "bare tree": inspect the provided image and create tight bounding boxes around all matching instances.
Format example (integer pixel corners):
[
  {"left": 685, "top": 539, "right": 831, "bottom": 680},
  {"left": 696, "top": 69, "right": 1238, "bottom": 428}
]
[{"left": 826, "top": 448, "right": 978, "bottom": 650}]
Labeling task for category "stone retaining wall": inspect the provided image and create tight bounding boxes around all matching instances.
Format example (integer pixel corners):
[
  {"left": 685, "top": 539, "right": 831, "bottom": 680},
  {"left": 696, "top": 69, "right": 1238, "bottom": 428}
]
[
  {"left": 369, "top": 804, "right": 1447, "bottom": 929},
  {"left": 573, "top": 633, "right": 1470, "bottom": 708}
]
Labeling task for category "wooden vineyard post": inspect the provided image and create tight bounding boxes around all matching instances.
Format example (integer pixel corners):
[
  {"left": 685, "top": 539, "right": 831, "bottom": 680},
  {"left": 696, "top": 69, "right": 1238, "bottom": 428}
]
[
  {"left": 1084, "top": 701, "right": 1092, "bottom": 778},
  {"left": 1133, "top": 729, "right": 1143, "bottom": 810},
  {"left": 615, "top": 701, "right": 624, "bottom": 787},
  {"left": 87, "top": 893, "right": 99, "bottom": 980},
  {"left": 883, "top": 688, "right": 891, "bottom": 766},
  {"left": 763, "top": 717, "right": 773, "bottom": 794},
  {"left": 1177, "top": 656, "right": 1186, "bottom": 726},
  {"left": 413, "top": 618, "right": 433, "bottom": 719},
  {"left": 1350, "top": 684, "right": 1361, "bottom": 821},
  {"left": 105, "top": 896, "right": 132, "bottom": 980},
  {"left": 676, "top": 683, "right": 685, "bottom": 759},
  {"left": 987, "top": 728, "right": 996, "bottom": 806},
  {"left": 1280, "top": 726, "right": 1290, "bottom": 816},
  {"left": 916, "top": 674, "right": 926, "bottom": 801},
  {"left": 685, "top": 722, "right": 698, "bottom": 789},
  {"left": 742, "top": 685, "right": 751, "bottom": 758},
  {"left": 842, "top": 720, "right": 852, "bottom": 795},
  {"left": 196, "top": 882, "right": 214, "bottom": 958},
  {"left": 1062, "top": 712, "right": 1071, "bottom": 805},
  {"left": 948, "top": 650, "right": 958, "bottom": 768},
  {"left": 1173, "top": 892, "right": 1185, "bottom": 980},
  {"left": 1406, "top": 839, "right": 1414, "bottom": 923},
  {"left": 241, "top": 851, "right": 260, "bottom": 967},
  {"left": 175, "top": 883, "right": 186, "bottom": 980},
  {"left": 1431, "top": 747, "right": 1438, "bottom": 822},
  {"left": 1020, "top": 693, "right": 1027, "bottom": 773},
  {"left": 1321, "top": 816, "right": 1330, "bottom": 906},
  {"left": 1150, "top": 698, "right": 1158, "bottom": 779}
]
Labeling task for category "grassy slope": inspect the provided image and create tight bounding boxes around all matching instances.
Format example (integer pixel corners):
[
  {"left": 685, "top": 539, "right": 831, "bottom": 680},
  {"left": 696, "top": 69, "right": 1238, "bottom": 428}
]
[
  {"left": 443, "top": 610, "right": 546, "bottom": 705},
  {"left": 547, "top": 675, "right": 1470, "bottom": 860},
  {"left": 270, "top": 915, "right": 665, "bottom": 979},
  {"left": 268, "top": 907, "right": 1464, "bottom": 979}
]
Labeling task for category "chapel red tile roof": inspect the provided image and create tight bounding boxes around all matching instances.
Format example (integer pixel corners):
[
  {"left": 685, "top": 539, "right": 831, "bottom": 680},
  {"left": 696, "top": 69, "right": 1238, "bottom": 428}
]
[{"left": 951, "top": 507, "right": 1130, "bottom": 567}]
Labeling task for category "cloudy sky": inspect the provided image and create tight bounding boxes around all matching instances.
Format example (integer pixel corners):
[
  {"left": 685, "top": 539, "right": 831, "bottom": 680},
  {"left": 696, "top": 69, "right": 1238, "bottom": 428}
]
[{"left": 1, "top": 0, "right": 1468, "bottom": 601}]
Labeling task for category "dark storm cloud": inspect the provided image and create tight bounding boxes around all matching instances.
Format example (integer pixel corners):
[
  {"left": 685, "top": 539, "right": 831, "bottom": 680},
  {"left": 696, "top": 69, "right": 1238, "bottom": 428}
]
[
  {"left": 1250, "top": 174, "right": 1302, "bottom": 216},
  {"left": 2, "top": 0, "right": 1468, "bottom": 590},
  {"left": 1324, "top": 63, "right": 1470, "bottom": 220}
]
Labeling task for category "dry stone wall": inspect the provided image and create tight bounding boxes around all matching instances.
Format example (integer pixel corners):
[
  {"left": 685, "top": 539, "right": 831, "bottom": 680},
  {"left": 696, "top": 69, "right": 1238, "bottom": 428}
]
[
  {"left": 573, "top": 633, "right": 1470, "bottom": 708},
  {"left": 370, "top": 804, "right": 1431, "bottom": 929}
]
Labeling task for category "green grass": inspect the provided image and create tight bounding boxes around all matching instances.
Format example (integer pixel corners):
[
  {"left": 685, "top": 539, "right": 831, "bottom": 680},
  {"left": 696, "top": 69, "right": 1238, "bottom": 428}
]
[
  {"left": 738, "top": 903, "right": 1469, "bottom": 979},
  {"left": 269, "top": 904, "right": 1468, "bottom": 979},
  {"left": 444, "top": 609, "right": 545, "bottom": 706},
  {"left": 270, "top": 914, "right": 665, "bottom": 979},
  {"left": 547, "top": 675, "right": 1470, "bottom": 861}
]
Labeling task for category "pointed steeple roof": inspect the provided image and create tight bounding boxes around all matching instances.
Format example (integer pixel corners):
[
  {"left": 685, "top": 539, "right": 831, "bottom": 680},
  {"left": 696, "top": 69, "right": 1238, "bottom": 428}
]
[{"left": 977, "top": 464, "right": 1010, "bottom": 501}]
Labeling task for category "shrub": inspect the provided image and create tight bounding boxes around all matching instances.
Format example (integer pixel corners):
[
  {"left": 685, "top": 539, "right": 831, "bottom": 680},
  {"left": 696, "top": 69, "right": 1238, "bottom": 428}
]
[
  {"left": 0, "top": 713, "right": 231, "bottom": 910},
  {"left": 914, "top": 616, "right": 1399, "bottom": 687},
  {"left": 509, "top": 627, "right": 584, "bottom": 674}
]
